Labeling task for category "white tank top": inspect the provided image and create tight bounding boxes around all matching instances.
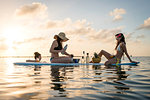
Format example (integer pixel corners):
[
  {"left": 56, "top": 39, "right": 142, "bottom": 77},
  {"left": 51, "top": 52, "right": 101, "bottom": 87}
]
[{"left": 117, "top": 44, "right": 121, "bottom": 52}]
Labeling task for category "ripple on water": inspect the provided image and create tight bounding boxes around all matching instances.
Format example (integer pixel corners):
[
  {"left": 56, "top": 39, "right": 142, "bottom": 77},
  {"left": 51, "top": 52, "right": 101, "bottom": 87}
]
[
  {"left": 89, "top": 83, "right": 105, "bottom": 89},
  {"left": 84, "top": 93, "right": 116, "bottom": 100},
  {"left": 136, "top": 79, "right": 150, "bottom": 82},
  {"left": 103, "top": 81, "right": 126, "bottom": 87},
  {"left": 103, "top": 93, "right": 144, "bottom": 100},
  {"left": 125, "top": 90, "right": 150, "bottom": 100},
  {"left": 140, "top": 69, "right": 150, "bottom": 72},
  {"left": 80, "top": 77, "right": 93, "bottom": 80},
  {"left": 131, "top": 74, "right": 148, "bottom": 78},
  {"left": 118, "top": 80, "right": 150, "bottom": 86}
]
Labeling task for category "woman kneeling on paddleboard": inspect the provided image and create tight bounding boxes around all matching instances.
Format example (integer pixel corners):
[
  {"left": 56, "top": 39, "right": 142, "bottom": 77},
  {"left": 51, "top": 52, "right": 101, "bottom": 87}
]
[
  {"left": 50, "top": 32, "right": 74, "bottom": 63},
  {"left": 99, "top": 33, "right": 137, "bottom": 66}
]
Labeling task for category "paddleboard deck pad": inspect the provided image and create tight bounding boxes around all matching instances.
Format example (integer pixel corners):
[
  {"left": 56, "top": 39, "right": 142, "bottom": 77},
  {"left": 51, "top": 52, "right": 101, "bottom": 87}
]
[{"left": 14, "top": 62, "right": 140, "bottom": 66}]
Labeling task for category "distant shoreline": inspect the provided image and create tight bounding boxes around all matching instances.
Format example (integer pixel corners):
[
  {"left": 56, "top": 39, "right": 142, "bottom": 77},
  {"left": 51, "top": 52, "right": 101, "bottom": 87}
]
[
  {"left": 1, "top": 55, "right": 148, "bottom": 58},
  {"left": 0, "top": 56, "right": 82, "bottom": 58}
]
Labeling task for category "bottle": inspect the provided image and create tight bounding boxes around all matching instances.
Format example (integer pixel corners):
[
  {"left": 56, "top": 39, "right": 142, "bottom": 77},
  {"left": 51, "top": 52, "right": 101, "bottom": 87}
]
[
  {"left": 83, "top": 51, "right": 85, "bottom": 54},
  {"left": 83, "top": 51, "right": 85, "bottom": 63},
  {"left": 61, "top": 44, "right": 68, "bottom": 55},
  {"left": 81, "top": 56, "right": 84, "bottom": 63},
  {"left": 86, "top": 53, "right": 90, "bottom": 63},
  {"left": 64, "top": 44, "right": 68, "bottom": 51}
]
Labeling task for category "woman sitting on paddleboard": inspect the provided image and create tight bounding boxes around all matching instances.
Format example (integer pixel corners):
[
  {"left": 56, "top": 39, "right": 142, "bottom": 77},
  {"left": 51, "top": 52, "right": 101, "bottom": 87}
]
[
  {"left": 99, "top": 33, "right": 137, "bottom": 65},
  {"left": 50, "top": 32, "right": 74, "bottom": 63}
]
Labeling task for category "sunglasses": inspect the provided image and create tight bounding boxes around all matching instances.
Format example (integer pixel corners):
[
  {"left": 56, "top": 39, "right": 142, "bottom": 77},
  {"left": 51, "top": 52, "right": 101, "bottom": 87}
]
[{"left": 116, "top": 34, "right": 122, "bottom": 39}]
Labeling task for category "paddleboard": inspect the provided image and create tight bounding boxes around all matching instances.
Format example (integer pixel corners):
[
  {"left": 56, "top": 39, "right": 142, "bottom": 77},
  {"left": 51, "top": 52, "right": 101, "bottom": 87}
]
[{"left": 13, "top": 62, "right": 140, "bottom": 66}]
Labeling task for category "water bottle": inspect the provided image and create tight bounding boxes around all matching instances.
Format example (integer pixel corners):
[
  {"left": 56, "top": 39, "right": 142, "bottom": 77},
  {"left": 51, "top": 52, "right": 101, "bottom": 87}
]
[
  {"left": 81, "top": 56, "right": 84, "bottom": 63},
  {"left": 61, "top": 44, "right": 68, "bottom": 55},
  {"left": 83, "top": 51, "right": 85, "bottom": 63},
  {"left": 86, "top": 53, "right": 90, "bottom": 63}
]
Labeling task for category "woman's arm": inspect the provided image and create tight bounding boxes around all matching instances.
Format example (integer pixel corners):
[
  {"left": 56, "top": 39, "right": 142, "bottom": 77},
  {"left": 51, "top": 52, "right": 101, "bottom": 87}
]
[
  {"left": 63, "top": 51, "right": 74, "bottom": 57},
  {"left": 62, "top": 50, "right": 74, "bottom": 57},
  {"left": 121, "top": 43, "right": 132, "bottom": 62},
  {"left": 50, "top": 41, "right": 62, "bottom": 53},
  {"left": 63, "top": 51, "right": 70, "bottom": 56}
]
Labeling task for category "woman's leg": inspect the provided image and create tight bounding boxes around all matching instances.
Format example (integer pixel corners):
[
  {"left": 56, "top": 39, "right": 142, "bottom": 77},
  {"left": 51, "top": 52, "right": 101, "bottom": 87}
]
[
  {"left": 26, "top": 60, "right": 37, "bottom": 62},
  {"left": 99, "top": 50, "right": 112, "bottom": 60},
  {"left": 104, "top": 58, "right": 121, "bottom": 66},
  {"left": 51, "top": 57, "right": 73, "bottom": 63}
]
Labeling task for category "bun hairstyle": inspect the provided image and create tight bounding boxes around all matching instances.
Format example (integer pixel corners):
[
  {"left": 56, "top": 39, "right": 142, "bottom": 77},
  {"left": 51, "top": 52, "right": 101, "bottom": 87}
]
[
  {"left": 34, "top": 52, "right": 41, "bottom": 59},
  {"left": 115, "top": 33, "right": 126, "bottom": 50}
]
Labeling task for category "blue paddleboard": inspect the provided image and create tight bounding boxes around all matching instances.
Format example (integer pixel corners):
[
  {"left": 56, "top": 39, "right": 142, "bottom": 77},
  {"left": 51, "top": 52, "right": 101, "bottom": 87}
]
[{"left": 13, "top": 62, "right": 140, "bottom": 66}]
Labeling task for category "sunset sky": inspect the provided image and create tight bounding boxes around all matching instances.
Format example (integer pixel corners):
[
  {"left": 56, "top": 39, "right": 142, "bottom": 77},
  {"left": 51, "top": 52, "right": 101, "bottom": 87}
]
[{"left": 0, "top": 0, "right": 150, "bottom": 56}]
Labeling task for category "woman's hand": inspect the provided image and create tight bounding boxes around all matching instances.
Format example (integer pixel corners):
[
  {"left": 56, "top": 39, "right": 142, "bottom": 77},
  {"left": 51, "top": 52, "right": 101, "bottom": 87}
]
[
  {"left": 69, "top": 54, "right": 74, "bottom": 58},
  {"left": 61, "top": 48, "right": 65, "bottom": 54}
]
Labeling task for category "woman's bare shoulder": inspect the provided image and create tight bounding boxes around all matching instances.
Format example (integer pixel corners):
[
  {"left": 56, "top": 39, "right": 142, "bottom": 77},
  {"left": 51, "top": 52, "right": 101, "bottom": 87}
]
[
  {"left": 51, "top": 40, "right": 58, "bottom": 47},
  {"left": 52, "top": 40, "right": 58, "bottom": 44}
]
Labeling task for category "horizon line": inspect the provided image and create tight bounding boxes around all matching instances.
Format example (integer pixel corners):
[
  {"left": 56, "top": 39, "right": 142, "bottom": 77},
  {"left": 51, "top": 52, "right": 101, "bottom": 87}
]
[{"left": 0, "top": 55, "right": 149, "bottom": 58}]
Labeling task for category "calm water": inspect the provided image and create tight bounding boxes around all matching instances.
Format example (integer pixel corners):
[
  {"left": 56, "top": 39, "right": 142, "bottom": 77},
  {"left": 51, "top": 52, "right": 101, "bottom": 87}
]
[{"left": 0, "top": 57, "right": 150, "bottom": 100}]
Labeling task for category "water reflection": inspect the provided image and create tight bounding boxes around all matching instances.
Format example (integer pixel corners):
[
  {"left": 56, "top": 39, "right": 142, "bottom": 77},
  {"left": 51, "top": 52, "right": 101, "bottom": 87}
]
[
  {"left": 115, "top": 66, "right": 128, "bottom": 80},
  {"left": 50, "top": 66, "right": 76, "bottom": 97},
  {"left": 50, "top": 66, "right": 66, "bottom": 93},
  {"left": 114, "top": 66, "right": 130, "bottom": 92},
  {"left": 49, "top": 64, "right": 132, "bottom": 97},
  {"left": 34, "top": 65, "right": 41, "bottom": 85},
  {"left": 92, "top": 65, "right": 130, "bottom": 94},
  {"left": 92, "top": 65, "right": 101, "bottom": 71},
  {"left": 1, "top": 57, "right": 150, "bottom": 99}
]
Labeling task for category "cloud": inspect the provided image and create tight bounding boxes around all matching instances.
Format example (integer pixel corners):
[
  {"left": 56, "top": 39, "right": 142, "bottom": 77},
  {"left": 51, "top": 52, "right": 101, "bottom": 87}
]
[
  {"left": 0, "top": 38, "right": 5, "bottom": 42},
  {"left": 14, "top": 37, "right": 45, "bottom": 45},
  {"left": 44, "top": 18, "right": 72, "bottom": 29},
  {"left": 0, "top": 43, "right": 8, "bottom": 50},
  {"left": 38, "top": 15, "right": 143, "bottom": 45},
  {"left": 110, "top": 8, "right": 126, "bottom": 22},
  {"left": 66, "top": 22, "right": 123, "bottom": 43},
  {"left": 66, "top": 25, "right": 94, "bottom": 35},
  {"left": 126, "top": 32, "right": 135, "bottom": 40},
  {"left": 0, "top": 38, "right": 8, "bottom": 50},
  {"left": 15, "top": 2, "right": 47, "bottom": 19},
  {"left": 136, "top": 34, "right": 145, "bottom": 39},
  {"left": 42, "top": 18, "right": 124, "bottom": 43},
  {"left": 126, "top": 32, "right": 145, "bottom": 40},
  {"left": 43, "top": 18, "right": 91, "bottom": 32},
  {"left": 135, "top": 34, "right": 145, "bottom": 43},
  {"left": 125, "top": 32, "right": 145, "bottom": 44},
  {"left": 137, "top": 17, "right": 150, "bottom": 30},
  {"left": 43, "top": 18, "right": 94, "bottom": 36},
  {"left": 88, "top": 27, "right": 123, "bottom": 43}
]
